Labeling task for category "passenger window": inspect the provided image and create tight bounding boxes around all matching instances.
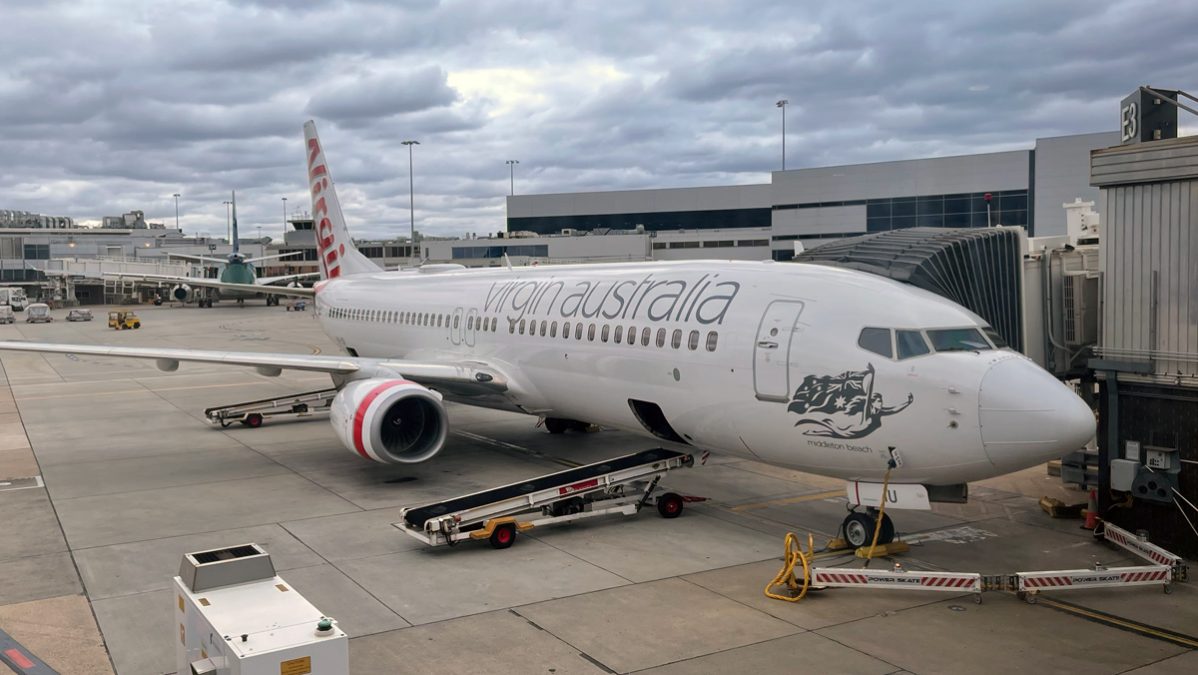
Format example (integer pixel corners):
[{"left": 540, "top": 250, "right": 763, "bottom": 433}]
[
  {"left": 563, "top": 321, "right": 571, "bottom": 338},
  {"left": 858, "top": 327, "right": 893, "bottom": 358},
  {"left": 575, "top": 323, "right": 583, "bottom": 340},
  {"left": 671, "top": 329, "right": 683, "bottom": 349},
  {"left": 626, "top": 326, "right": 635, "bottom": 345},
  {"left": 550, "top": 321, "right": 557, "bottom": 338},
  {"left": 688, "top": 330, "right": 699, "bottom": 350},
  {"left": 509, "top": 319, "right": 516, "bottom": 334},
  {"left": 896, "top": 330, "right": 930, "bottom": 359},
  {"left": 467, "top": 316, "right": 474, "bottom": 330},
  {"left": 928, "top": 328, "right": 992, "bottom": 352},
  {"left": 706, "top": 331, "right": 718, "bottom": 352},
  {"left": 519, "top": 319, "right": 526, "bottom": 335},
  {"left": 453, "top": 315, "right": 460, "bottom": 329},
  {"left": 641, "top": 327, "right": 651, "bottom": 346},
  {"left": 540, "top": 321, "right": 547, "bottom": 337},
  {"left": 587, "top": 323, "right": 596, "bottom": 341},
  {"left": 656, "top": 328, "right": 666, "bottom": 348},
  {"left": 601, "top": 325, "right": 610, "bottom": 342},
  {"left": 982, "top": 326, "right": 1009, "bottom": 349},
  {"left": 613, "top": 325, "right": 622, "bottom": 343}
]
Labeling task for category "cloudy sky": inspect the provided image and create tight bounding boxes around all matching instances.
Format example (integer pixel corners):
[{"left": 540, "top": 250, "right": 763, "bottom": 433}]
[{"left": 1, "top": 0, "right": 1194, "bottom": 240}]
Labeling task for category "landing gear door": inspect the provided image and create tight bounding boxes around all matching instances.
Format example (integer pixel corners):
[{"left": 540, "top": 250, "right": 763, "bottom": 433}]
[{"left": 753, "top": 300, "right": 805, "bottom": 401}]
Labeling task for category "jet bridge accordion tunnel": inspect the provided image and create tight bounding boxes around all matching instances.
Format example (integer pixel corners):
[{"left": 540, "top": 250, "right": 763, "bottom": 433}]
[{"left": 794, "top": 227, "right": 1024, "bottom": 353}]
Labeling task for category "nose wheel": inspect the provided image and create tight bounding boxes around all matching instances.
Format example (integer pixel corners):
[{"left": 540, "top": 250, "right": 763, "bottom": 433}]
[{"left": 841, "top": 509, "right": 896, "bottom": 549}]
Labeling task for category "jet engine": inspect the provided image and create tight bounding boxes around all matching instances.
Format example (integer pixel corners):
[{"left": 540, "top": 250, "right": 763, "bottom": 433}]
[
  {"left": 330, "top": 378, "right": 448, "bottom": 463},
  {"left": 170, "top": 284, "right": 194, "bottom": 303}
]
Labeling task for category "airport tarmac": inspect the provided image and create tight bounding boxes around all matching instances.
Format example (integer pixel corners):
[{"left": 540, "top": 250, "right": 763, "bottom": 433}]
[{"left": 0, "top": 304, "right": 1193, "bottom": 675}]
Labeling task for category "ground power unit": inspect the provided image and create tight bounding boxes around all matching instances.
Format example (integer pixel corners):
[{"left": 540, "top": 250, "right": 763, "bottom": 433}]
[{"left": 174, "top": 543, "right": 348, "bottom": 675}]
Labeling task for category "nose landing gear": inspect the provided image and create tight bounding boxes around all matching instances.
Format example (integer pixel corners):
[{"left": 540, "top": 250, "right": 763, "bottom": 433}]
[{"left": 840, "top": 507, "right": 896, "bottom": 549}]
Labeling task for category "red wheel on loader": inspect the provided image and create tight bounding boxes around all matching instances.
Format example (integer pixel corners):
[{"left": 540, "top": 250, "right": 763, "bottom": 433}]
[
  {"left": 241, "top": 413, "right": 264, "bottom": 428},
  {"left": 489, "top": 523, "right": 516, "bottom": 549},
  {"left": 657, "top": 492, "right": 684, "bottom": 518}
]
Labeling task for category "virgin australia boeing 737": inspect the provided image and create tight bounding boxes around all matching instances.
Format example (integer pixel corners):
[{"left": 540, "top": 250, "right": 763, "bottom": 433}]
[{"left": 0, "top": 121, "right": 1094, "bottom": 544}]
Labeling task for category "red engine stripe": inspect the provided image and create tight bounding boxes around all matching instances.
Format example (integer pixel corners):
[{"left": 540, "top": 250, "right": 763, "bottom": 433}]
[{"left": 352, "top": 380, "right": 412, "bottom": 459}]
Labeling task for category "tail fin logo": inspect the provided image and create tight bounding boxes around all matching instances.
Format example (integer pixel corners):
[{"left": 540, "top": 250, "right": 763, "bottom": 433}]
[{"left": 308, "top": 137, "right": 342, "bottom": 278}]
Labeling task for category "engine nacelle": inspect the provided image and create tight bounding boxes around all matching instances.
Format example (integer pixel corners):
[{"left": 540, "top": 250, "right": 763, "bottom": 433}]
[
  {"left": 330, "top": 378, "right": 448, "bottom": 464},
  {"left": 171, "top": 284, "right": 194, "bottom": 303}
]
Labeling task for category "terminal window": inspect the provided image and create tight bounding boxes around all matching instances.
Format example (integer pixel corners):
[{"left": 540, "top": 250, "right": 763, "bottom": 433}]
[{"left": 865, "top": 190, "right": 1027, "bottom": 232}]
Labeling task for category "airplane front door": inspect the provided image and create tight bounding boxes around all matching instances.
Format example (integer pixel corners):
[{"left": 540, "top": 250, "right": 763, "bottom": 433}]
[{"left": 753, "top": 300, "right": 805, "bottom": 401}]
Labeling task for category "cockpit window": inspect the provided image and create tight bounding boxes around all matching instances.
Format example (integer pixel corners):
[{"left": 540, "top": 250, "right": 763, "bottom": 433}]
[
  {"left": 927, "top": 328, "right": 991, "bottom": 352},
  {"left": 896, "top": 330, "right": 930, "bottom": 359},
  {"left": 982, "top": 326, "right": 1009, "bottom": 349},
  {"left": 857, "top": 327, "right": 893, "bottom": 358}
]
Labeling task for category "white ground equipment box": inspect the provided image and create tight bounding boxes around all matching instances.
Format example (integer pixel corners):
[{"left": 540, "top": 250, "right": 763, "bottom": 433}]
[{"left": 174, "top": 543, "right": 348, "bottom": 675}]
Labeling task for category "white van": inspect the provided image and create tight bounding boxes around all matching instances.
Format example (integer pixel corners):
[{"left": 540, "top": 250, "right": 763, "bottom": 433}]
[
  {"left": 0, "top": 306, "right": 13, "bottom": 324},
  {"left": 0, "top": 287, "right": 28, "bottom": 311}
]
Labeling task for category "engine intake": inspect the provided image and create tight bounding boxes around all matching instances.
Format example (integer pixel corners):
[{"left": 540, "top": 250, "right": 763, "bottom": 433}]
[
  {"left": 330, "top": 378, "right": 448, "bottom": 463},
  {"left": 171, "top": 284, "right": 193, "bottom": 302}
]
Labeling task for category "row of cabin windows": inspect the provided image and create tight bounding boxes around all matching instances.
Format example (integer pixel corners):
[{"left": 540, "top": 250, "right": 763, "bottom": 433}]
[
  {"left": 326, "top": 306, "right": 719, "bottom": 352},
  {"left": 328, "top": 306, "right": 500, "bottom": 333},
  {"left": 508, "top": 317, "right": 718, "bottom": 352}
]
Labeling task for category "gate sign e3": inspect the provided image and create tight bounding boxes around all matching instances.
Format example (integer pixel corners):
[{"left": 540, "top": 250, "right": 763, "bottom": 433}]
[{"left": 1120, "top": 88, "right": 1179, "bottom": 145}]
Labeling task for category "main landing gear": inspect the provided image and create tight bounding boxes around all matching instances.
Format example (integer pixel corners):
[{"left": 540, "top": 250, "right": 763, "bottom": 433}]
[
  {"left": 839, "top": 506, "right": 895, "bottom": 549},
  {"left": 542, "top": 417, "right": 590, "bottom": 434}
]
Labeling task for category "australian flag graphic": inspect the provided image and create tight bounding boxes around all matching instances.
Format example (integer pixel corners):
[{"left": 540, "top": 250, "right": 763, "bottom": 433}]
[{"left": 787, "top": 364, "right": 913, "bottom": 439}]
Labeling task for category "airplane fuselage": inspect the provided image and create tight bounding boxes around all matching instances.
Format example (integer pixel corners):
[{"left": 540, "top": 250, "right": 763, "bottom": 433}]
[
  {"left": 218, "top": 261, "right": 258, "bottom": 299},
  {"left": 313, "top": 259, "right": 1093, "bottom": 486}
]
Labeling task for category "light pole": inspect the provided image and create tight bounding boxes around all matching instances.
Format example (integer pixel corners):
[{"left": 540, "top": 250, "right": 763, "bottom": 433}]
[
  {"left": 281, "top": 196, "right": 288, "bottom": 240},
  {"left": 172, "top": 193, "right": 181, "bottom": 230},
  {"left": 222, "top": 200, "right": 232, "bottom": 243},
  {"left": 776, "top": 99, "right": 789, "bottom": 171},
  {"left": 401, "top": 140, "right": 420, "bottom": 262},
  {"left": 506, "top": 159, "right": 519, "bottom": 196}
]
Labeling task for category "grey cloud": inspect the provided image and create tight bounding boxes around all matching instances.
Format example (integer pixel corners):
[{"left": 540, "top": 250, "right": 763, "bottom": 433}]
[
  {"left": 306, "top": 66, "right": 459, "bottom": 124},
  {"left": 1, "top": 0, "right": 1196, "bottom": 240}
]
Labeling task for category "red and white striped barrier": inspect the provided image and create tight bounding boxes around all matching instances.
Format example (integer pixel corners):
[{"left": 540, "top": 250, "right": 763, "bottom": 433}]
[
  {"left": 1016, "top": 565, "right": 1171, "bottom": 593},
  {"left": 1103, "top": 523, "right": 1186, "bottom": 578},
  {"left": 812, "top": 568, "right": 982, "bottom": 594}
]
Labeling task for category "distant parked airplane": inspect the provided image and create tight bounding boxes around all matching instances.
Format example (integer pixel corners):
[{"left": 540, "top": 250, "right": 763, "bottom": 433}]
[
  {"left": 111, "top": 191, "right": 311, "bottom": 306},
  {"left": 0, "top": 122, "right": 1095, "bottom": 546}
]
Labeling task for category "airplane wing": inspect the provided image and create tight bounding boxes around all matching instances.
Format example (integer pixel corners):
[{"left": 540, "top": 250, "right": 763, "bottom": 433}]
[
  {"left": 257, "top": 272, "right": 319, "bottom": 286},
  {"left": 0, "top": 341, "right": 509, "bottom": 395},
  {"left": 104, "top": 273, "right": 316, "bottom": 298},
  {"left": 243, "top": 252, "right": 304, "bottom": 264},
  {"left": 166, "top": 252, "right": 228, "bottom": 265}
]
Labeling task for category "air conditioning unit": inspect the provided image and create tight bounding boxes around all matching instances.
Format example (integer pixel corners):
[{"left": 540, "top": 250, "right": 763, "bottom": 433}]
[
  {"left": 560, "top": 228, "right": 578, "bottom": 236},
  {"left": 1062, "top": 272, "right": 1098, "bottom": 346}
]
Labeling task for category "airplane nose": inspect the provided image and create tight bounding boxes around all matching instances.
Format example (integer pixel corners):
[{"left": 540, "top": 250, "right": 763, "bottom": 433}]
[{"left": 978, "top": 356, "right": 1095, "bottom": 473}]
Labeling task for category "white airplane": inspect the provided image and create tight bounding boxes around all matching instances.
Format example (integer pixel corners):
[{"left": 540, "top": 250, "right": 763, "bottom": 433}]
[{"left": 0, "top": 122, "right": 1094, "bottom": 545}]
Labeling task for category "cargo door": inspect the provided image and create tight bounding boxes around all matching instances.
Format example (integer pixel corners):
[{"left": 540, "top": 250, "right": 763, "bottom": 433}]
[{"left": 753, "top": 300, "right": 805, "bottom": 401}]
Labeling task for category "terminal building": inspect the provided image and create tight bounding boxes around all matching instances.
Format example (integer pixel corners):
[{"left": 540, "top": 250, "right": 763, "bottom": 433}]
[{"left": 432, "top": 131, "right": 1118, "bottom": 266}]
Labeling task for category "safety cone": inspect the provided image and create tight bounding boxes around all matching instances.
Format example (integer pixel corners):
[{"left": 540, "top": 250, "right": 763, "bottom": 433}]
[{"left": 1083, "top": 488, "right": 1099, "bottom": 529}]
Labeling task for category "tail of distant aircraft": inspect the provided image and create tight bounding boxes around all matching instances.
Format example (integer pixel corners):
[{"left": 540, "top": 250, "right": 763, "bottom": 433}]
[
  {"left": 304, "top": 121, "right": 383, "bottom": 279},
  {"left": 230, "top": 190, "right": 240, "bottom": 256}
]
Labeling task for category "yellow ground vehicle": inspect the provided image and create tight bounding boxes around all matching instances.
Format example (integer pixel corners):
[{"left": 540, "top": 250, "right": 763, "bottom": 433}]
[{"left": 108, "top": 310, "right": 142, "bottom": 330}]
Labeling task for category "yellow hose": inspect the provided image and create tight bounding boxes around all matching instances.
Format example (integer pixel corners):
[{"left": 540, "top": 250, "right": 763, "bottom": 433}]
[
  {"left": 861, "top": 466, "right": 893, "bottom": 565},
  {"left": 764, "top": 532, "right": 815, "bottom": 602}
]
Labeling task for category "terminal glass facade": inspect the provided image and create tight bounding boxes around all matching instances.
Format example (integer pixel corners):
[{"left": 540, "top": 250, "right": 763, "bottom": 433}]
[
  {"left": 452, "top": 244, "right": 549, "bottom": 259},
  {"left": 507, "top": 208, "right": 771, "bottom": 235},
  {"left": 864, "top": 190, "right": 1028, "bottom": 232}
]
